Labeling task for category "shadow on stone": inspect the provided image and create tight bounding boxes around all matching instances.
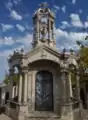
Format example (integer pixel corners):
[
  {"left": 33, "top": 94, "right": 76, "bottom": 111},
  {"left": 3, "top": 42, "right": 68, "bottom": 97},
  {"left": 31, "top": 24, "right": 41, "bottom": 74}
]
[{"left": 0, "top": 107, "right": 5, "bottom": 114}]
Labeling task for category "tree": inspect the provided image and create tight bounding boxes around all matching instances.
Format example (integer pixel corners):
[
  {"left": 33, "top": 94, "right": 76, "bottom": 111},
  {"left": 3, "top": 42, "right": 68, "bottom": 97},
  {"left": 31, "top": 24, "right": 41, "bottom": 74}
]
[
  {"left": 3, "top": 76, "right": 10, "bottom": 84},
  {"left": 76, "top": 37, "right": 88, "bottom": 82},
  {"left": 3, "top": 73, "right": 19, "bottom": 85},
  {"left": 76, "top": 37, "right": 88, "bottom": 69},
  {"left": 79, "top": 47, "right": 88, "bottom": 69}
]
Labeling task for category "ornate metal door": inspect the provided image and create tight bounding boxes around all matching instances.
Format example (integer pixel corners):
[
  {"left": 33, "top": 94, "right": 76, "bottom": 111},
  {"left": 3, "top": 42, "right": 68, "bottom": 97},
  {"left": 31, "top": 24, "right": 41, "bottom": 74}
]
[{"left": 35, "top": 71, "right": 53, "bottom": 111}]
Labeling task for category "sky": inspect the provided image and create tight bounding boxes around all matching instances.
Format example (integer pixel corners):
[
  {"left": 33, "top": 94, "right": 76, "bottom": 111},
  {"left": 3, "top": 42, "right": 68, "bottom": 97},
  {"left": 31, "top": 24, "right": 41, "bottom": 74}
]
[{"left": 0, "top": 0, "right": 88, "bottom": 81}]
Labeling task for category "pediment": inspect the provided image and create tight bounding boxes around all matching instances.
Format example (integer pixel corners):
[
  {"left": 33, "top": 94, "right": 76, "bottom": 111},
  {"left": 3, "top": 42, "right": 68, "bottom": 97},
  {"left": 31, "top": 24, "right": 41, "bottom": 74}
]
[{"left": 23, "top": 45, "right": 61, "bottom": 66}]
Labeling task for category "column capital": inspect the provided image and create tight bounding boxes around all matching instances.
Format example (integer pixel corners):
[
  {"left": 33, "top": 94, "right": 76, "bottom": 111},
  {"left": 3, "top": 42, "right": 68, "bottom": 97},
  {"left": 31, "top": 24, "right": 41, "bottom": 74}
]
[
  {"left": 21, "top": 66, "right": 28, "bottom": 73},
  {"left": 60, "top": 68, "right": 69, "bottom": 73}
]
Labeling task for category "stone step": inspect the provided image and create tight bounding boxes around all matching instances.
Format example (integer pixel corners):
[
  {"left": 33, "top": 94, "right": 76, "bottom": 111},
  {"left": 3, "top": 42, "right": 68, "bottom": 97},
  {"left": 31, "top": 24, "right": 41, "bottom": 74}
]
[
  {"left": 25, "top": 111, "right": 61, "bottom": 120},
  {"left": 0, "top": 114, "right": 13, "bottom": 120}
]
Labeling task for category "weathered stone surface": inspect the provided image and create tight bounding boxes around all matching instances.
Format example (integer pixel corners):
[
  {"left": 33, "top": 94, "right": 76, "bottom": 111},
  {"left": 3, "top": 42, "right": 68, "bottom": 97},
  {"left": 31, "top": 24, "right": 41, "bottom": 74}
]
[{"left": 6, "top": 3, "right": 82, "bottom": 120}]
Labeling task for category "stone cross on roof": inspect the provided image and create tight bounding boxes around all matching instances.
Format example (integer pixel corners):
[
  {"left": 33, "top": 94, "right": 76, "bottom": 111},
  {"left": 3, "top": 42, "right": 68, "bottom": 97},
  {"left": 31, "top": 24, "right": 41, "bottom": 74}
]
[{"left": 39, "top": 2, "right": 48, "bottom": 8}]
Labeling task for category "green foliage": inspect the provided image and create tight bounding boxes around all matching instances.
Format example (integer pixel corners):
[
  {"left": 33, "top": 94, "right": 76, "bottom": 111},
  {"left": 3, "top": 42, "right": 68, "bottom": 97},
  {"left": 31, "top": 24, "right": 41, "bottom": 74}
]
[
  {"left": 13, "top": 74, "right": 19, "bottom": 82},
  {"left": 3, "top": 73, "right": 19, "bottom": 84},
  {"left": 3, "top": 76, "right": 10, "bottom": 84},
  {"left": 79, "top": 47, "right": 88, "bottom": 69}
]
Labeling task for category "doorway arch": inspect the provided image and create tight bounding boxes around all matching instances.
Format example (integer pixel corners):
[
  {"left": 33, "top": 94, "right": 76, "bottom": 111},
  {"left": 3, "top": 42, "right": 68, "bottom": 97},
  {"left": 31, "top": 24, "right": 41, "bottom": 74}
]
[{"left": 35, "top": 70, "right": 53, "bottom": 111}]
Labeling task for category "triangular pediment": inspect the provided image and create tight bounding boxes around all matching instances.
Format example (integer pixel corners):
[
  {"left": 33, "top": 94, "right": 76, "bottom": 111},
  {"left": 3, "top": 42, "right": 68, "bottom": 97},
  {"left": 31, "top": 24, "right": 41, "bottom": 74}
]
[{"left": 23, "top": 45, "right": 61, "bottom": 65}]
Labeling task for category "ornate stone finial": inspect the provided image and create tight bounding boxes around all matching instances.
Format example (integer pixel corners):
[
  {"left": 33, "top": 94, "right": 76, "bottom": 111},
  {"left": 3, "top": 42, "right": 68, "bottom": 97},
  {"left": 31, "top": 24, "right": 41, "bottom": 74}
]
[
  {"left": 70, "top": 49, "right": 74, "bottom": 55},
  {"left": 20, "top": 48, "right": 24, "bottom": 54},
  {"left": 61, "top": 48, "right": 66, "bottom": 60},
  {"left": 14, "top": 50, "right": 16, "bottom": 54},
  {"left": 39, "top": 2, "right": 48, "bottom": 8}
]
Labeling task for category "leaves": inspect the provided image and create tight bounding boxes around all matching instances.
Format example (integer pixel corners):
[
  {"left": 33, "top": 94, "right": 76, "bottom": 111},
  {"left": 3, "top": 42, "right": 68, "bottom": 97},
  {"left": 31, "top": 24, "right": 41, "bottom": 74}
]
[
  {"left": 3, "top": 73, "right": 19, "bottom": 85},
  {"left": 79, "top": 47, "right": 88, "bottom": 68},
  {"left": 3, "top": 77, "right": 10, "bottom": 84}
]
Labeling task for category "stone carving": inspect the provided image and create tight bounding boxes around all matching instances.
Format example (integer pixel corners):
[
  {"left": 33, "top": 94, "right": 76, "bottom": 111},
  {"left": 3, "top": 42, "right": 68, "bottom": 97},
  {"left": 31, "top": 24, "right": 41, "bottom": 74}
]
[{"left": 41, "top": 50, "right": 47, "bottom": 58}]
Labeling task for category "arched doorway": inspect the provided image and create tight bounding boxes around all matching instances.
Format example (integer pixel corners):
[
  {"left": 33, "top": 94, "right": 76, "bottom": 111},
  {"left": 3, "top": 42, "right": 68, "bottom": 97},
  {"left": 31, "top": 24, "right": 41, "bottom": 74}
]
[{"left": 35, "top": 71, "right": 53, "bottom": 111}]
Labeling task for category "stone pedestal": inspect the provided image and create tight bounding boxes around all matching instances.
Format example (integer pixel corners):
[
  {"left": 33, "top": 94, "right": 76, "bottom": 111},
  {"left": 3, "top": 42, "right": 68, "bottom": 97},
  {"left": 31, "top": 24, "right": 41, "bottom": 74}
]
[
  {"left": 60, "top": 103, "right": 73, "bottom": 120},
  {"left": 60, "top": 101, "right": 83, "bottom": 120}
]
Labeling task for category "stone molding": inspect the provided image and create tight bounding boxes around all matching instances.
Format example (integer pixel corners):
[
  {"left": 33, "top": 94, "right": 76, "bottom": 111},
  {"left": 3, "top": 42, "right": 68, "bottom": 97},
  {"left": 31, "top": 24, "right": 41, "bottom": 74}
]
[{"left": 21, "top": 66, "right": 28, "bottom": 73}]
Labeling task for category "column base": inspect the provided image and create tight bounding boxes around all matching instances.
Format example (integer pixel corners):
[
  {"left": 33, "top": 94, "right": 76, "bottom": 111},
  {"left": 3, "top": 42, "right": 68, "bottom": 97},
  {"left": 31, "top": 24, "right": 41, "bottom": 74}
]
[
  {"left": 5, "top": 100, "right": 29, "bottom": 120},
  {"left": 60, "top": 101, "right": 83, "bottom": 120}
]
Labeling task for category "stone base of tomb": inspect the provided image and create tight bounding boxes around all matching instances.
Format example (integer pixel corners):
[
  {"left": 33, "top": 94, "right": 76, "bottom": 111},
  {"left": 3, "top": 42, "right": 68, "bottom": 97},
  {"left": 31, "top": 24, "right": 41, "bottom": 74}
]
[
  {"left": 5, "top": 100, "right": 83, "bottom": 120},
  {"left": 60, "top": 100, "right": 83, "bottom": 120},
  {"left": 5, "top": 100, "right": 28, "bottom": 120}
]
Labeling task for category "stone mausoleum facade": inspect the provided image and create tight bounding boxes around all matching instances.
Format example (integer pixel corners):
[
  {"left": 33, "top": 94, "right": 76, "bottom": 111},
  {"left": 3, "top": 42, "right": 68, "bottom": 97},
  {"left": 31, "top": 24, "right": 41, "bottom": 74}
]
[{"left": 5, "top": 3, "right": 82, "bottom": 120}]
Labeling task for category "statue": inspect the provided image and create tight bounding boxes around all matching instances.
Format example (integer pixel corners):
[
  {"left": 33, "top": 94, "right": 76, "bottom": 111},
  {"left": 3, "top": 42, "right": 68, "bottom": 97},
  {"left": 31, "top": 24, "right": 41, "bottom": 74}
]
[{"left": 39, "top": 2, "right": 48, "bottom": 8}]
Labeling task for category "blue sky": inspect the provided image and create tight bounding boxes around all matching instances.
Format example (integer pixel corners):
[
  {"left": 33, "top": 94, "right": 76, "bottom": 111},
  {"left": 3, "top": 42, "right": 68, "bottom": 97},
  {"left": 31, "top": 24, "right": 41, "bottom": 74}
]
[{"left": 0, "top": 0, "right": 88, "bottom": 81}]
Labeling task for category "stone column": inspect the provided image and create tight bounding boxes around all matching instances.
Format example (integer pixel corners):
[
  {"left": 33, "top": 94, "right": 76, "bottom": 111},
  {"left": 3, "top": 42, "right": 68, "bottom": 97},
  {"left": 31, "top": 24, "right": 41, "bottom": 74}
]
[
  {"left": 27, "top": 72, "right": 33, "bottom": 112},
  {"left": 76, "top": 72, "right": 80, "bottom": 100},
  {"left": 61, "top": 68, "right": 72, "bottom": 102},
  {"left": 52, "top": 22, "right": 55, "bottom": 40},
  {"left": 60, "top": 68, "right": 73, "bottom": 120},
  {"left": 60, "top": 68, "right": 68, "bottom": 103},
  {"left": 66, "top": 72, "right": 73, "bottom": 102},
  {"left": 36, "top": 19, "right": 39, "bottom": 41},
  {"left": 68, "top": 72, "right": 73, "bottom": 98},
  {"left": 21, "top": 67, "right": 28, "bottom": 104},
  {"left": 12, "top": 86, "right": 15, "bottom": 99},
  {"left": 48, "top": 18, "right": 51, "bottom": 40},
  {"left": 16, "top": 84, "right": 18, "bottom": 96},
  {"left": 18, "top": 72, "right": 23, "bottom": 103},
  {"left": 9, "top": 69, "right": 14, "bottom": 100},
  {"left": 23, "top": 72, "right": 28, "bottom": 103}
]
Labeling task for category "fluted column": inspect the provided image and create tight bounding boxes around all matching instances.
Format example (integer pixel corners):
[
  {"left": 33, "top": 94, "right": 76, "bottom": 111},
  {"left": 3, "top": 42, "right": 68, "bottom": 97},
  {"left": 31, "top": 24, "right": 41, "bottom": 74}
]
[{"left": 18, "top": 72, "right": 23, "bottom": 103}]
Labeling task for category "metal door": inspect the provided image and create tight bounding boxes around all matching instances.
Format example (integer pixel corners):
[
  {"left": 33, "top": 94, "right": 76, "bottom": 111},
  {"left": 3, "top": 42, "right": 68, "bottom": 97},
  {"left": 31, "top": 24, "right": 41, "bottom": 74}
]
[{"left": 35, "top": 71, "right": 53, "bottom": 111}]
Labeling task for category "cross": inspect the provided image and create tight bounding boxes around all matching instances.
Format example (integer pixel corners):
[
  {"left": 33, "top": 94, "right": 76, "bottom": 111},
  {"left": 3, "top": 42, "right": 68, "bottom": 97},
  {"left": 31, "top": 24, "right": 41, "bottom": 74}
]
[{"left": 39, "top": 2, "right": 48, "bottom": 8}]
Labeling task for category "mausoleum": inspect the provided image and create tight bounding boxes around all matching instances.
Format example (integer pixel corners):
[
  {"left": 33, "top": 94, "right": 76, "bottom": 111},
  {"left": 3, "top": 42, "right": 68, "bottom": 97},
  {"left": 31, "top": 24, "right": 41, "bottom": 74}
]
[{"left": 5, "top": 3, "right": 82, "bottom": 120}]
